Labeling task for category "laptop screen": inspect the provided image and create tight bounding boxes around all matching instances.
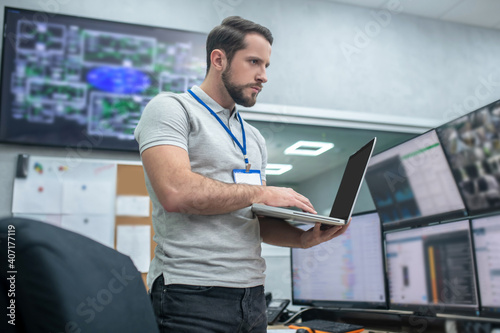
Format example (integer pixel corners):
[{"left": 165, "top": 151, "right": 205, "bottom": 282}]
[{"left": 329, "top": 138, "right": 376, "bottom": 221}]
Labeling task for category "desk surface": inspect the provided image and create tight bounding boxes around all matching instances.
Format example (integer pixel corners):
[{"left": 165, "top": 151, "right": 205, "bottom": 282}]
[
  {"left": 268, "top": 324, "right": 393, "bottom": 333},
  {"left": 267, "top": 328, "right": 295, "bottom": 333},
  {"left": 283, "top": 307, "right": 500, "bottom": 333},
  {"left": 267, "top": 325, "right": 290, "bottom": 330}
]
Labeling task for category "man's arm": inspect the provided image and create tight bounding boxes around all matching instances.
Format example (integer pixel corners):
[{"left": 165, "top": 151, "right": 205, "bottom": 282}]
[
  {"left": 141, "top": 145, "right": 317, "bottom": 215},
  {"left": 257, "top": 180, "right": 350, "bottom": 249},
  {"left": 259, "top": 217, "right": 350, "bottom": 249}
]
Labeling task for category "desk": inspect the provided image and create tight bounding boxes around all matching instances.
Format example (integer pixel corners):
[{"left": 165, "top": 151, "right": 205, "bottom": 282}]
[
  {"left": 267, "top": 327, "right": 295, "bottom": 333},
  {"left": 287, "top": 308, "right": 500, "bottom": 333},
  {"left": 268, "top": 324, "right": 395, "bottom": 333},
  {"left": 268, "top": 325, "right": 293, "bottom": 330}
]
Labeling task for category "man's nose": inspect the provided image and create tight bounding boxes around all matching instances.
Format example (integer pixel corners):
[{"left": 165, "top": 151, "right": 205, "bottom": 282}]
[{"left": 256, "top": 67, "right": 268, "bottom": 83}]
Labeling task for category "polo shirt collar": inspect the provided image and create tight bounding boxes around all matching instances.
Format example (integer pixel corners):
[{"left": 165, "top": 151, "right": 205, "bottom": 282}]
[{"left": 190, "top": 85, "right": 239, "bottom": 120}]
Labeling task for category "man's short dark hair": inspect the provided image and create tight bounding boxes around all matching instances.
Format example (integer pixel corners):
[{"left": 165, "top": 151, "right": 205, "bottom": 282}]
[{"left": 205, "top": 16, "right": 273, "bottom": 73}]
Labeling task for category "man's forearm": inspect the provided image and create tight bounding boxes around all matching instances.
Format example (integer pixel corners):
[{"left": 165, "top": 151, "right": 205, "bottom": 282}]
[
  {"left": 259, "top": 217, "right": 305, "bottom": 248},
  {"left": 259, "top": 217, "right": 347, "bottom": 249},
  {"left": 142, "top": 145, "right": 315, "bottom": 215},
  {"left": 167, "top": 171, "right": 263, "bottom": 215}
]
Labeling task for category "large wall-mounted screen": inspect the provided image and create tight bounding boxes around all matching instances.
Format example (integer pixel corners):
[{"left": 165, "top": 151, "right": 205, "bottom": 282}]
[{"left": 0, "top": 7, "right": 206, "bottom": 151}]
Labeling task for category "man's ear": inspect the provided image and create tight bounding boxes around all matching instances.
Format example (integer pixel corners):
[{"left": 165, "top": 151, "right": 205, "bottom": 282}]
[{"left": 210, "top": 49, "right": 227, "bottom": 71}]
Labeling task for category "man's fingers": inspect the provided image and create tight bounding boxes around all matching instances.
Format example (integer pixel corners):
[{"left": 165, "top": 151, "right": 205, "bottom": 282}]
[
  {"left": 326, "top": 225, "right": 342, "bottom": 235},
  {"left": 294, "top": 192, "right": 316, "bottom": 213},
  {"left": 298, "top": 202, "right": 317, "bottom": 214}
]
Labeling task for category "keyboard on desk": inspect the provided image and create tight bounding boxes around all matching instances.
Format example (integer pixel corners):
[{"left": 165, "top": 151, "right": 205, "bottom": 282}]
[{"left": 289, "top": 319, "right": 364, "bottom": 333}]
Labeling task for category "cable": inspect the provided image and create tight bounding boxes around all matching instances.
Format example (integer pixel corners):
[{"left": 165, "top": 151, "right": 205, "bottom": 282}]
[{"left": 282, "top": 307, "right": 314, "bottom": 325}]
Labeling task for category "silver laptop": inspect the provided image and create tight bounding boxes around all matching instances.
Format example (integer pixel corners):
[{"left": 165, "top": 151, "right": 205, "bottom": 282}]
[{"left": 252, "top": 137, "right": 377, "bottom": 226}]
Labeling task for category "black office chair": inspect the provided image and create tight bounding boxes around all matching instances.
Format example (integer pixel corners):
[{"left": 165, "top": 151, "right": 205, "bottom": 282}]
[{"left": 0, "top": 217, "right": 159, "bottom": 333}]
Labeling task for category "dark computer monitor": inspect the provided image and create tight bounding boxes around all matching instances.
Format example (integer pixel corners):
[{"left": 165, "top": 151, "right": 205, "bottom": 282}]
[
  {"left": 385, "top": 220, "right": 479, "bottom": 315},
  {"left": 365, "top": 129, "right": 467, "bottom": 230},
  {"left": 471, "top": 214, "right": 500, "bottom": 317},
  {"left": 0, "top": 7, "right": 206, "bottom": 151},
  {"left": 291, "top": 211, "right": 387, "bottom": 309},
  {"left": 437, "top": 100, "right": 500, "bottom": 215}
]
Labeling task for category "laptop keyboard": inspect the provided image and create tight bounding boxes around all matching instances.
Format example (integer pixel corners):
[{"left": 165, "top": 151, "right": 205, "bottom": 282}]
[{"left": 293, "top": 319, "right": 364, "bottom": 333}]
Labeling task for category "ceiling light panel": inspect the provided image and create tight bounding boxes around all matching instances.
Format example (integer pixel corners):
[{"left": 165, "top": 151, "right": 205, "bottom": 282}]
[
  {"left": 284, "top": 141, "right": 334, "bottom": 156},
  {"left": 266, "top": 164, "right": 293, "bottom": 175}
]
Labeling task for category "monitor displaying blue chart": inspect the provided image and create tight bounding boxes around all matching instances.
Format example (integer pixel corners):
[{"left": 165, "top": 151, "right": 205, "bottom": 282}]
[
  {"left": 471, "top": 215, "right": 500, "bottom": 317},
  {"left": 291, "top": 211, "right": 386, "bottom": 309},
  {"left": 365, "top": 129, "right": 466, "bottom": 229}
]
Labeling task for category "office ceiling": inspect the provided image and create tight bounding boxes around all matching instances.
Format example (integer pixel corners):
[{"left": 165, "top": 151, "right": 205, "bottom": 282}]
[
  {"left": 247, "top": 120, "right": 415, "bottom": 186},
  {"left": 325, "top": 0, "right": 500, "bottom": 30}
]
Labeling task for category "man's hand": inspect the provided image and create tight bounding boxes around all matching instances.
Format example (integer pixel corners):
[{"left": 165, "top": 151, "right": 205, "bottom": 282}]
[
  {"left": 258, "top": 186, "right": 317, "bottom": 214},
  {"left": 299, "top": 218, "right": 351, "bottom": 249}
]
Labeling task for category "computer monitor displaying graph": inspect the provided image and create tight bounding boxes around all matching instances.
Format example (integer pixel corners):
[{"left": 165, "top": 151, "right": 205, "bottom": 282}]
[
  {"left": 437, "top": 100, "right": 500, "bottom": 215},
  {"left": 471, "top": 214, "right": 500, "bottom": 317},
  {"left": 365, "top": 129, "right": 467, "bottom": 230},
  {"left": 385, "top": 221, "right": 478, "bottom": 315},
  {"left": 291, "top": 211, "right": 386, "bottom": 309}
]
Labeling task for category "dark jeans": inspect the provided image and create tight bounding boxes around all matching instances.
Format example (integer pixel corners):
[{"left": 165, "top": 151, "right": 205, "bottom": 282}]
[{"left": 150, "top": 275, "right": 267, "bottom": 333}]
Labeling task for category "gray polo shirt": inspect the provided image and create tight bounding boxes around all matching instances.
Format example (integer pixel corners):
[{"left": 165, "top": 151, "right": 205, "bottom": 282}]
[{"left": 134, "top": 86, "right": 268, "bottom": 289}]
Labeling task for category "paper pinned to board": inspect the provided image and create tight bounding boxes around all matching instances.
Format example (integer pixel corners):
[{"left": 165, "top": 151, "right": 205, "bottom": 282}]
[
  {"left": 115, "top": 195, "right": 150, "bottom": 217},
  {"left": 62, "top": 181, "right": 115, "bottom": 215},
  {"left": 116, "top": 225, "right": 151, "bottom": 272},
  {"left": 12, "top": 178, "right": 63, "bottom": 214},
  {"left": 11, "top": 157, "right": 117, "bottom": 216},
  {"left": 61, "top": 215, "right": 115, "bottom": 248}
]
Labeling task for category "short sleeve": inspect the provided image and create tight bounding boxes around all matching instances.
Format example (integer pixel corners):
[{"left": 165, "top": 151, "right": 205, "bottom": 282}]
[{"left": 134, "top": 93, "right": 190, "bottom": 154}]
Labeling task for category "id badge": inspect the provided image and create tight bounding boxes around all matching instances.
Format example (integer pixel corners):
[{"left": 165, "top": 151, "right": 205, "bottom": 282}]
[{"left": 232, "top": 169, "right": 262, "bottom": 185}]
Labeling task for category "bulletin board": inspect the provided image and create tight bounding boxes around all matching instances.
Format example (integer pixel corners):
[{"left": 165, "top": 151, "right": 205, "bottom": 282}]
[
  {"left": 11, "top": 156, "right": 118, "bottom": 247},
  {"left": 115, "top": 164, "right": 155, "bottom": 288},
  {"left": 11, "top": 155, "right": 155, "bottom": 289}
]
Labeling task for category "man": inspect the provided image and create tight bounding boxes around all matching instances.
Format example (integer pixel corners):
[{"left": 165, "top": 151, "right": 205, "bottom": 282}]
[{"left": 134, "top": 16, "right": 349, "bottom": 333}]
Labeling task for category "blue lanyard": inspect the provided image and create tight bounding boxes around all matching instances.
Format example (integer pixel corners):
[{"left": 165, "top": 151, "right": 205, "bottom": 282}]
[{"left": 188, "top": 89, "right": 250, "bottom": 170}]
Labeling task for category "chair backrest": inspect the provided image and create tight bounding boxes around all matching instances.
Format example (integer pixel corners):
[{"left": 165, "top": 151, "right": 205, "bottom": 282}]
[{"left": 0, "top": 217, "right": 159, "bottom": 333}]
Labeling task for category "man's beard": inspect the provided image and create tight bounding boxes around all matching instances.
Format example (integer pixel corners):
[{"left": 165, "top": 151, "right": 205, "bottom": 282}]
[{"left": 221, "top": 66, "right": 259, "bottom": 107}]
